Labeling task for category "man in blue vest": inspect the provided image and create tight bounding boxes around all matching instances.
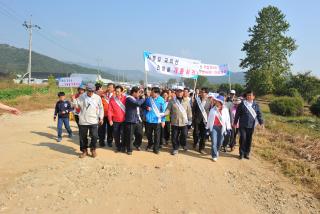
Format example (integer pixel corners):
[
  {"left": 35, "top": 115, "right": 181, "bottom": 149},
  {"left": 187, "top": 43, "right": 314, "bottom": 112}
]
[
  {"left": 233, "top": 90, "right": 264, "bottom": 160},
  {"left": 144, "top": 87, "right": 166, "bottom": 154}
]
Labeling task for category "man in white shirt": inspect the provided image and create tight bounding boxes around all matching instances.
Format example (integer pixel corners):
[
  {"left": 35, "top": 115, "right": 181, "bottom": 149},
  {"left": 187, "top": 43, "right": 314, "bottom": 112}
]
[{"left": 73, "top": 83, "right": 104, "bottom": 158}]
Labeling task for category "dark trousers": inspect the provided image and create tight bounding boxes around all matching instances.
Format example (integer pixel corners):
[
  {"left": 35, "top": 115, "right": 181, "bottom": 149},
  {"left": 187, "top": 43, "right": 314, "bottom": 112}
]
[
  {"left": 57, "top": 117, "right": 72, "bottom": 138},
  {"left": 160, "top": 121, "right": 170, "bottom": 146},
  {"left": 229, "top": 128, "right": 239, "bottom": 148},
  {"left": 143, "top": 121, "right": 147, "bottom": 135},
  {"left": 79, "top": 124, "right": 98, "bottom": 151},
  {"left": 193, "top": 121, "right": 206, "bottom": 151},
  {"left": 172, "top": 125, "right": 188, "bottom": 151},
  {"left": 75, "top": 115, "right": 85, "bottom": 145},
  {"left": 239, "top": 127, "right": 254, "bottom": 156},
  {"left": 98, "top": 117, "right": 108, "bottom": 145},
  {"left": 133, "top": 122, "right": 143, "bottom": 148},
  {"left": 113, "top": 122, "right": 124, "bottom": 150},
  {"left": 222, "top": 130, "right": 232, "bottom": 148},
  {"left": 124, "top": 122, "right": 143, "bottom": 153},
  {"left": 146, "top": 122, "right": 161, "bottom": 152},
  {"left": 74, "top": 115, "right": 80, "bottom": 127},
  {"left": 107, "top": 119, "right": 113, "bottom": 145}
]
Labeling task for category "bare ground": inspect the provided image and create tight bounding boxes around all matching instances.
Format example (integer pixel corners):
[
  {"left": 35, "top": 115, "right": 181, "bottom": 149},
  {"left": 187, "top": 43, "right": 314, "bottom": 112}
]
[{"left": 0, "top": 109, "right": 319, "bottom": 214}]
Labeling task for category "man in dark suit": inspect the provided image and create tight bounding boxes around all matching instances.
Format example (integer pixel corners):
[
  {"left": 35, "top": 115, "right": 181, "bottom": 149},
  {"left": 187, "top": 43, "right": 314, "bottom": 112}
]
[
  {"left": 192, "top": 87, "right": 211, "bottom": 154},
  {"left": 233, "top": 90, "right": 264, "bottom": 159},
  {"left": 123, "top": 87, "right": 145, "bottom": 155}
]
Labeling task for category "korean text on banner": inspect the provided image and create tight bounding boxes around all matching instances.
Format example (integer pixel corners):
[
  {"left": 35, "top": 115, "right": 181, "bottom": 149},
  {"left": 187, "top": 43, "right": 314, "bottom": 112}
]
[
  {"left": 58, "top": 77, "right": 82, "bottom": 88},
  {"left": 198, "top": 64, "right": 229, "bottom": 76},
  {"left": 144, "top": 51, "right": 201, "bottom": 78}
]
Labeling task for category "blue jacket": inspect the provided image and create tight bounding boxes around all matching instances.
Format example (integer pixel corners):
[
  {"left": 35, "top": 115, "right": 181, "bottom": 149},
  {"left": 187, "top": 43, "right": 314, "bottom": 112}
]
[
  {"left": 125, "top": 96, "right": 145, "bottom": 124},
  {"left": 234, "top": 101, "right": 263, "bottom": 129},
  {"left": 144, "top": 96, "right": 166, "bottom": 124}
]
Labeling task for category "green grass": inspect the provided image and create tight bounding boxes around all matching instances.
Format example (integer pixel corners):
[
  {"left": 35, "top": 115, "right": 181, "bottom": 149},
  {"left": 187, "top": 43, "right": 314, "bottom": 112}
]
[
  {"left": 0, "top": 86, "right": 49, "bottom": 100},
  {"left": 0, "top": 80, "right": 75, "bottom": 114},
  {"left": 0, "top": 81, "right": 75, "bottom": 114},
  {"left": 0, "top": 82, "right": 73, "bottom": 101},
  {"left": 260, "top": 102, "right": 320, "bottom": 138}
]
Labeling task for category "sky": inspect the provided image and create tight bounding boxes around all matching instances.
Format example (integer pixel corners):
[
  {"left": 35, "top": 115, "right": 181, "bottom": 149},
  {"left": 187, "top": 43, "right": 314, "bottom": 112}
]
[{"left": 0, "top": 0, "right": 319, "bottom": 76}]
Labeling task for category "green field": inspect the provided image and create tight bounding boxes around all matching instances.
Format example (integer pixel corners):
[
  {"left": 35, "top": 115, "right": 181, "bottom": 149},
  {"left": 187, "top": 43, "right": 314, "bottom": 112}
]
[{"left": 0, "top": 86, "right": 49, "bottom": 100}]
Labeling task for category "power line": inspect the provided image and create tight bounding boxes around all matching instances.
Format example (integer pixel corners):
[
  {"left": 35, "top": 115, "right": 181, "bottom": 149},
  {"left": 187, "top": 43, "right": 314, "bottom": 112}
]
[
  {"left": 35, "top": 30, "right": 94, "bottom": 61},
  {"left": 0, "top": 1, "right": 24, "bottom": 20},
  {"left": 0, "top": 4, "right": 22, "bottom": 25},
  {"left": 0, "top": 1, "right": 97, "bottom": 64}
]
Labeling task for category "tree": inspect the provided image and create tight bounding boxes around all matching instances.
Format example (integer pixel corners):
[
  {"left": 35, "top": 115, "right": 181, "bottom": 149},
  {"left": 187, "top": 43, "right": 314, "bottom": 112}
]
[
  {"left": 310, "top": 97, "right": 320, "bottom": 117},
  {"left": 217, "top": 83, "right": 245, "bottom": 96},
  {"left": 139, "top": 80, "right": 144, "bottom": 86},
  {"left": 287, "top": 71, "right": 320, "bottom": 102},
  {"left": 233, "top": 83, "right": 245, "bottom": 96},
  {"left": 217, "top": 83, "right": 230, "bottom": 93},
  {"left": 48, "top": 74, "right": 57, "bottom": 92},
  {"left": 240, "top": 6, "right": 297, "bottom": 95},
  {"left": 207, "top": 83, "right": 219, "bottom": 92},
  {"left": 183, "top": 76, "right": 209, "bottom": 89},
  {"left": 167, "top": 78, "right": 177, "bottom": 85}
]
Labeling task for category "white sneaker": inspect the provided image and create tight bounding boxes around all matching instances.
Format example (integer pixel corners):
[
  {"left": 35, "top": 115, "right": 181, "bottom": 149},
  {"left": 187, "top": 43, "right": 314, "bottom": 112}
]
[{"left": 212, "top": 158, "right": 217, "bottom": 162}]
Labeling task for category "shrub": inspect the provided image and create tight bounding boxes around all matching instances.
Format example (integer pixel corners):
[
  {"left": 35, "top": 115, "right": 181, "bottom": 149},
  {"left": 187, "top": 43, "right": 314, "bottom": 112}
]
[
  {"left": 310, "top": 97, "right": 320, "bottom": 117},
  {"left": 269, "top": 96, "right": 304, "bottom": 116},
  {"left": 287, "top": 88, "right": 301, "bottom": 97}
]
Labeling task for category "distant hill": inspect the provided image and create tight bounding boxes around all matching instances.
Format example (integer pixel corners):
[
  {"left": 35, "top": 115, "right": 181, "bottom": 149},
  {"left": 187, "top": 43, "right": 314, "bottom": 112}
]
[
  {"left": 0, "top": 44, "right": 114, "bottom": 79},
  {"left": 0, "top": 44, "right": 245, "bottom": 84},
  {"left": 76, "top": 63, "right": 246, "bottom": 84},
  {"left": 75, "top": 63, "right": 175, "bottom": 83}
]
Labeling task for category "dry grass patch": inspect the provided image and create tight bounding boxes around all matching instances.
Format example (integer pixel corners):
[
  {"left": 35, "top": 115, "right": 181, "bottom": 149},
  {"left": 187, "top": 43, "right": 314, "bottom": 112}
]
[{"left": 253, "top": 103, "right": 320, "bottom": 199}]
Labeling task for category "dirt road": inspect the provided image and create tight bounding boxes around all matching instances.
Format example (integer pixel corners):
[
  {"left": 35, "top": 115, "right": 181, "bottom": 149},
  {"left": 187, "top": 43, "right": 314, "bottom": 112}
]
[{"left": 0, "top": 109, "right": 319, "bottom": 214}]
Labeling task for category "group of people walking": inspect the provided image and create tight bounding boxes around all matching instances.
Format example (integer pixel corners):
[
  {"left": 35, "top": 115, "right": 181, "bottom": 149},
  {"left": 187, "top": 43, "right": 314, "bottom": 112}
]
[{"left": 54, "top": 82, "right": 264, "bottom": 161}]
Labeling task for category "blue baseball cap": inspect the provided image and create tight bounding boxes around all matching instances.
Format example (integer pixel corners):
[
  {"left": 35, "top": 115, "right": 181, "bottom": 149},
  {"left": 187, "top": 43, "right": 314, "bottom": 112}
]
[{"left": 86, "top": 83, "right": 95, "bottom": 92}]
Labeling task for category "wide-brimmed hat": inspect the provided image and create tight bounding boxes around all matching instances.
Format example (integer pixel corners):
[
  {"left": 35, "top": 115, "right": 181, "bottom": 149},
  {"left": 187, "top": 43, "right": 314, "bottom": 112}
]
[
  {"left": 213, "top": 95, "right": 225, "bottom": 104},
  {"left": 208, "top": 92, "right": 218, "bottom": 98}
]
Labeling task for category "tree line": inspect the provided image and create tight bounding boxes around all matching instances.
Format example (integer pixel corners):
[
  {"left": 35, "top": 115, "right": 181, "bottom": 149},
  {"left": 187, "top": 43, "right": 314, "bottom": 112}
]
[{"left": 167, "top": 5, "right": 320, "bottom": 116}]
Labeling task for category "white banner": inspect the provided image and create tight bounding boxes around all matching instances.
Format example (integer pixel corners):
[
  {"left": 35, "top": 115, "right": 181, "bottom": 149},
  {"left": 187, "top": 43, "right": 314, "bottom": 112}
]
[
  {"left": 144, "top": 51, "right": 201, "bottom": 78},
  {"left": 198, "top": 64, "right": 229, "bottom": 76},
  {"left": 58, "top": 77, "right": 82, "bottom": 87}
]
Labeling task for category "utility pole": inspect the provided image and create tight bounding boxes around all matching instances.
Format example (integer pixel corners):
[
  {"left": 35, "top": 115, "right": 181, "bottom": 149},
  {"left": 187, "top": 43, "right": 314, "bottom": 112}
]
[
  {"left": 96, "top": 58, "right": 102, "bottom": 76},
  {"left": 96, "top": 58, "right": 102, "bottom": 82},
  {"left": 23, "top": 16, "right": 40, "bottom": 84}
]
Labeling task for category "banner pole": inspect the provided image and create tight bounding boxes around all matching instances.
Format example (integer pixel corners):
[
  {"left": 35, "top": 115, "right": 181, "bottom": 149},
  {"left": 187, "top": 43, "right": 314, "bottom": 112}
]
[
  {"left": 228, "top": 71, "right": 231, "bottom": 92},
  {"left": 143, "top": 51, "right": 148, "bottom": 92},
  {"left": 193, "top": 77, "right": 198, "bottom": 97},
  {"left": 145, "top": 69, "right": 148, "bottom": 91}
]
